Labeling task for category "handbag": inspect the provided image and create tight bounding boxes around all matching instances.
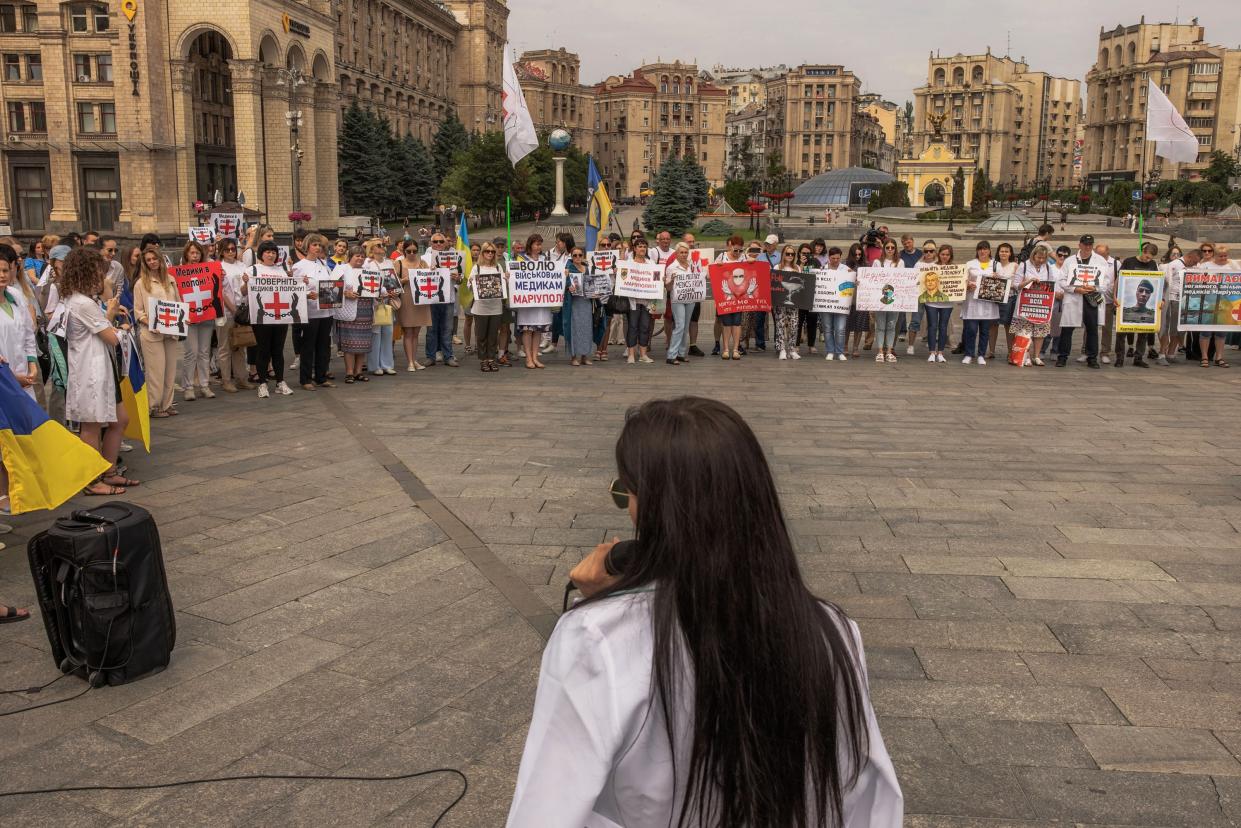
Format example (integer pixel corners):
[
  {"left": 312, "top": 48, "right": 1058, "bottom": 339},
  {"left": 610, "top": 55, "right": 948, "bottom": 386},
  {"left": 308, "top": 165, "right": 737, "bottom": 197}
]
[
  {"left": 229, "top": 323, "right": 256, "bottom": 348},
  {"left": 607, "top": 294, "right": 630, "bottom": 314}
]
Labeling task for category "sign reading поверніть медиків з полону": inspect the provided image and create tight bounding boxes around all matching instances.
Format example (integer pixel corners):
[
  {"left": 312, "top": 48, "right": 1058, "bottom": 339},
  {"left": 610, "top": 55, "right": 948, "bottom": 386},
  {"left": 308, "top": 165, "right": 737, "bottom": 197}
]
[{"left": 508, "top": 259, "right": 565, "bottom": 308}]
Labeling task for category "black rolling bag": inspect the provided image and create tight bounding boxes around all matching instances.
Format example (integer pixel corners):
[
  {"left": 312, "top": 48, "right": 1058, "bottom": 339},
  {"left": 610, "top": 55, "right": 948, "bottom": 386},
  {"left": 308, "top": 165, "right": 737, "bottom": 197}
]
[{"left": 26, "top": 502, "right": 176, "bottom": 687}]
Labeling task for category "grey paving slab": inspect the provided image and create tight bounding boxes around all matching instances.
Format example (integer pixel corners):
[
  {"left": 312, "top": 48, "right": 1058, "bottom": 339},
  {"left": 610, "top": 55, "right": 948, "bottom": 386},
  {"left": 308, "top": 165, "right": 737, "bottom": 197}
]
[{"left": 0, "top": 341, "right": 1237, "bottom": 824}]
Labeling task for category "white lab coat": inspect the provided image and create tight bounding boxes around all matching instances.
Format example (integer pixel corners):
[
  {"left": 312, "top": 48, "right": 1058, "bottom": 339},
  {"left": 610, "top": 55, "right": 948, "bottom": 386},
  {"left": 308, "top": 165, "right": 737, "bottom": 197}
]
[
  {"left": 0, "top": 290, "right": 38, "bottom": 399},
  {"left": 507, "top": 591, "right": 904, "bottom": 828},
  {"left": 1056, "top": 252, "right": 1111, "bottom": 329}
]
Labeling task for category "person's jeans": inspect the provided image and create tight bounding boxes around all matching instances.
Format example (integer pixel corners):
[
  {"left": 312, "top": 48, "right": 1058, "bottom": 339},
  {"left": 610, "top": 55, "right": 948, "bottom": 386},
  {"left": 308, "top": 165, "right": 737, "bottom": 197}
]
[
  {"left": 426, "top": 302, "right": 455, "bottom": 360},
  {"left": 819, "top": 313, "right": 848, "bottom": 355},
  {"left": 1057, "top": 301, "right": 1100, "bottom": 361},
  {"left": 906, "top": 307, "right": 922, "bottom": 332},
  {"left": 873, "top": 311, "right": 899, "bottom": 350},
  {"left": 669, "top": 302, "right": 691, "bottom": 360},
  {"left": 370, "top": 324, "right": 394, "bottom": 371},
  {"left": 925, "top": 306, "right": 952, "bottom": 352},
  {"left": 625, "top": 305, "right": 652, "bottom": 348},
  {"left": 961, "top": 319, "right": 991, "bottom": 358},
  {"left": 299, "top": 317, "right": 333, "bottom": 384}
]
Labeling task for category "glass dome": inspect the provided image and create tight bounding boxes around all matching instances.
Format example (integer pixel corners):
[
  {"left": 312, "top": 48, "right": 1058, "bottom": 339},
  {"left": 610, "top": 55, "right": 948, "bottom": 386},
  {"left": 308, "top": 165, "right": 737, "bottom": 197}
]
[
  {"left": 972, "top": 212, "right": 1039, "bottom": 233},
  {"left": 791, "top": 167, "right": 894, "bottom": 207}
]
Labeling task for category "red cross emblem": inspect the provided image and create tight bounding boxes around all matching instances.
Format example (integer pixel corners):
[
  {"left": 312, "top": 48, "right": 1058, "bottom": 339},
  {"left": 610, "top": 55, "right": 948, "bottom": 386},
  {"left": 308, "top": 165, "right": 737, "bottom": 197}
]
[
  {"left": 157, "top": 305, "right": 180, "bottom": 328},
  {"left": 216, "top": 218, "right": 237, "bottom": 237},
  {"left": 418, "top": 278, "right": 438, "bottom": 299},
  {"left": 263, "top": 293, "right": 292, "bottom": 319},
  {"left": 360, "top": 272, "right": 381, "bottom": 294},
  {"left": 1231, "top": 304, "right": 1241, "bottom": 323}
]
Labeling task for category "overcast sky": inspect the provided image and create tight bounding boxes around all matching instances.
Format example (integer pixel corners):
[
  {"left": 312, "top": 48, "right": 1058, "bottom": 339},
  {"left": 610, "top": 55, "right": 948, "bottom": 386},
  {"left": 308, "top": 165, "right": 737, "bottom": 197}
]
[{"left": 508, "top": 2, "right": 1238, "bottom": 103}]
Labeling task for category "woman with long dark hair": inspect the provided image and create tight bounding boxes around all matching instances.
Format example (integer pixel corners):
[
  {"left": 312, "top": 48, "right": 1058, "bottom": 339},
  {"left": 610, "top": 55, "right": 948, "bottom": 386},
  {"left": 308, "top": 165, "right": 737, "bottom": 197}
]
[
  {"left": 508, "top": 397, "right": 902, "bottom": 828},
  {"left": 843, "top": 242, "right": 870, "bottom": 358}
]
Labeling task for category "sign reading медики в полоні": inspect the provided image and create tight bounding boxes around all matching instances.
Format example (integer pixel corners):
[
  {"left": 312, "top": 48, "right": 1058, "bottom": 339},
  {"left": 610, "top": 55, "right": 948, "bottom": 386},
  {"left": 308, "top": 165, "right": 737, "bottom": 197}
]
[{"left": 508, "top": 259, "right": 565, "bottom": 308}]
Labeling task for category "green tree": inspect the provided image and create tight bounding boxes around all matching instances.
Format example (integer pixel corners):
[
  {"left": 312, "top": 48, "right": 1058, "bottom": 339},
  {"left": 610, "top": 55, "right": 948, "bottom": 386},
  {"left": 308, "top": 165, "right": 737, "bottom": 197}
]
[
  {"left": 970, "top": 169, "right": 991, "bottom": 213},
  {"left": 1202, "top": 150, "right": 1241, "bottom": 188},
  {"left": 402, "top": 134, "right": 437, "bottom": 216},
  {"left": 338, "top": 103, "right": 389, "bottom": 216},
  {"left": 682, "top": 155, "right": 710, "bottom": 212},
  {"left": 437, "top": 130, "right": 516, "bottom": 225},
  {"left": 642, "top": 157, "right": 697, "bottom": 235},
  {"left": 431, "top": 111, "right": 470, "bottom": 185},
  {"left": 722, "top": 180, "right": 753, "bottom": 213},
  {"left": 951, "top": 166, "right": 966, "bottom": 211},
  {"left": 867, "top": 181, "right": 910, "bottom": 212},
  {"left": 1103, "top": 181, "right": 1134, "bottom": 217}
]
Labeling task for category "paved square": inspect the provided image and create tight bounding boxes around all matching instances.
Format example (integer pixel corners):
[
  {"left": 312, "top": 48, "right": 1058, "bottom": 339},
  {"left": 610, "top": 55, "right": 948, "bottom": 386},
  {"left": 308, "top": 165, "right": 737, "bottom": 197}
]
[{"left": 2, "top": 346, "right": 1240, "bottom": 826}]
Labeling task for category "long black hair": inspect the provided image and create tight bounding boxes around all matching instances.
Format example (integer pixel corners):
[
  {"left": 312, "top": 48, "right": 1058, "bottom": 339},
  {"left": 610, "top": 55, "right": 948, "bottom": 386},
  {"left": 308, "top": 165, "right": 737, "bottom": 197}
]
[{"left": 582, "top": 397, "right": 868, "bottom": 827}]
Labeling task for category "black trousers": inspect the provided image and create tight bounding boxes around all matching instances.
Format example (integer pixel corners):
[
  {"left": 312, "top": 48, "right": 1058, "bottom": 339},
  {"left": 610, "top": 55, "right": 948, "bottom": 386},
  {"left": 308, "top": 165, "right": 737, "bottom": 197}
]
[
  {"left": 1056, "top": 301, "right": 1100, "bottom": 360},
  {"left": 625, "top": 305, "right": 652, "bottom": 348},
  {"left": 475, "top": 314, "right": 500, "bottom": 362},
  {"left": 254, "top": 324, "right": 288, "bottom": 382},
  {"left": 299, "top": 318, "right": 333, "bottom": 385}
]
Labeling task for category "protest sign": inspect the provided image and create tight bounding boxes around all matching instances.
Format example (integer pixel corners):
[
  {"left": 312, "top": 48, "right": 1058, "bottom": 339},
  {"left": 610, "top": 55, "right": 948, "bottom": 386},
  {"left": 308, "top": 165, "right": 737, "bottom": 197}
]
[
  {"left": 1015, "top": 284, "right": 1055, "bottom": 325},
  {"left": 857, "top": 267, "right": 919, "bottom": 312},
  {"left": 671, "top": 266, "right": 708, "bottom": 303},
  {"left": 1069, "top": 264, "right": 1101, "bottom": 291},
  {"left": 587, "top": 250, "right": 616, "bottom": 298},
  {"left": 709, "top": 261, "right": 772, "bottom": 314},
  {"left": 317, "top": 279, "right": 343, "bottom": 310},
  {"left": 188, "top": 226, "right": 215, "bottom": 245},
  {"left": 921, "top": 264, "right": 968, "bottom": 303},
  {"left": 171, "top": 261, "right": 223, "bottom": 324},
  {"left": 795, "top": 268, "right": 855, "bottom": 314},
  {"left": 590, "top": 250, "right": 618, "bottom": 273},
  {"left": 508, "top": 259, "right": 565, "bottom": 308},
  {"left": 1178, "top": 269, "right": 1241, "bottom": 333},
  {"left": 147, "top": 298, "right": 189, "bottom": 337},
  {"left": 248, "top": 266, "right": 308, "bottom": 325},
  {"left": 276, "top": 246, "right": 290, "bottom": 267},
  {"left": 975, "top": 274, "right": 1011, "bottom": 304},
  {"left": 771, "top": 269, "right": 808, "bottom": 310},
  {"left": 474, "top": 271, "right": 505, "bottom": 301},
  {"left": 409, "top": 269, "right": 455, "bottom": 305},
  {"left": 1116, "top": 271, "right": 1163, "bottom": 334},
  {"left": 436, "top": 250, "right": 462, "bottom": 271},
  {"left": 689, "top": 248, "right": 716, "bottom": 270},
  {"left": 209, "top": 212, "right": 243, "bottom": 239},
  {"left": 615, "top": 260, "right": 665, "bottom": 302},
  {"left": 357, "top": 264, "right": 384, "bottom": 298}
]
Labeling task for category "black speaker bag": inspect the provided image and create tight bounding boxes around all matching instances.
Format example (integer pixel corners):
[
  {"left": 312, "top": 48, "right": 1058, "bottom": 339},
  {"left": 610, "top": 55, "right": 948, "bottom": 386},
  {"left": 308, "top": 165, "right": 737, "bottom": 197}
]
[{"left": 27, "top": 502, "right": 176, "bottom": 686}]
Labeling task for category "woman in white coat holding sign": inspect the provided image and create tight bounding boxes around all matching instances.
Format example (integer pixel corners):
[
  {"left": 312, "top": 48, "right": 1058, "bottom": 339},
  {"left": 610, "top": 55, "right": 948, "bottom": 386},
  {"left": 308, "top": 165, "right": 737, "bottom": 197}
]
[{"left": 507, "top": 397, "right": 903, "bottom": 828}]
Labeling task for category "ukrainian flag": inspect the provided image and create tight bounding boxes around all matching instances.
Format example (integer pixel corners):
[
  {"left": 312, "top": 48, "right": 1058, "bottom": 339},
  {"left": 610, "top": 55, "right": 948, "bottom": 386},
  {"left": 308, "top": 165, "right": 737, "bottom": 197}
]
[
  {"left": 456, "top": 213, "right": 473, "bottom": 281},
  {"left": 586, "top": 155, "right": 613, "bottom": 252},
  {"left": 0, "top": 366, "right": 110, "bottom": 514},
  {"left": 121, "top": 335, "right": 150, "bottom": 452}
]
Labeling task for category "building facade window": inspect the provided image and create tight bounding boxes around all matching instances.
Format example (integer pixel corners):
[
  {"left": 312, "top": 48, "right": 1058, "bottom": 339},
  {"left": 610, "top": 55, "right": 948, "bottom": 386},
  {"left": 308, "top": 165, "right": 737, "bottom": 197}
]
[
  {"left": 80, "top": 162, "right": 120, "bottom": 230},
  {"left": 77, "top": 101, "right": 96, "bottom": 133},
  {"left": 6, "top": 100, "right": 45, "bottom": 132},
  {"left": 10, "top": 159, "right": 51, "bottom": 230},
  {"left": 2, "top": 53, "right": 19, "bottom": 81}
]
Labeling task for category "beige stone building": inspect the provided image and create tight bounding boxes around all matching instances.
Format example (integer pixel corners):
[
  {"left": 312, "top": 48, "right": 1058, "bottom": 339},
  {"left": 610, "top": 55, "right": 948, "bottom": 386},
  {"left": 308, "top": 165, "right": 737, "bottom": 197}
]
[
  {"left": 0, "top": 0, "right": 340, "bottom": 235},
  {"left": 1083, "top": 18, "right": 1241, "bottom": 190},
  {"left": 897, "top": 140, "right": 977, "bottom": 209},
  {"left": 333, "top": 0, "right": 460, "bottom": 144},
  {"left": 858, "top": 94, "right": 908, "bottom": 171},
  {"left": 706, "top": 64, "right": 785, "bottom": 114},
  {"left": 764, "top": 64, "right": 868, "bottom": 181},
  {"left": 724, "top": 101, "right": 768, "bottom": 179},
  {"left": 444, "top": 0, "right": 505, "bottom": 132},
  {"left": 515, "top": 47, "right": 594, "bottom": 151},
  {"left": 592, "top": 61, "right": 727, "bottom": 198},
  {"left": 912, "top": 51, "right": 1080, "bottom": 190}
]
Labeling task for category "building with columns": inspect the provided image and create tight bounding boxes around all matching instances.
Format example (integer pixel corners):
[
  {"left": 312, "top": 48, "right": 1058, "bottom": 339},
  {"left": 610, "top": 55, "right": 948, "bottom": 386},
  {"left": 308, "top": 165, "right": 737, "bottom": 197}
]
[
  {"left": 911, "top": 50, "right": 1080, "bottom": 190},
  {"left": 515, "top": 47, "right": 595, "bottom": 151},
  {"left": 444, "top": 0, "right": 506, "bottom": 132}
]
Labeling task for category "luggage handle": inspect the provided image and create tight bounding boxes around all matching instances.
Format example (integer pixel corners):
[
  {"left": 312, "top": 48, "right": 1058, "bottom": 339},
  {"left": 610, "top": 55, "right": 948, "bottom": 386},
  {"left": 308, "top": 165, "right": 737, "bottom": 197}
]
[{"left": 72, "top": 504, "right": 136, "bottom": 527}]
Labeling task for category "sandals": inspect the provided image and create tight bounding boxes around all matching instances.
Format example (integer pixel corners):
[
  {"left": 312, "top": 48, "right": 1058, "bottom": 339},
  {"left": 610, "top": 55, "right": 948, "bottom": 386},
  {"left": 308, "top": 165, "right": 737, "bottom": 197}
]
[
  {"left": 150, "top": 409, "right": 170, "bottom": 419},
  {"left": 1202, "top": 359, "right": 1210, "bottom": 368},
  {"left": 344, "top": 374, "right": 355, "bottom": 384},
  {"left": 102, "top": 469, "right": 140, "bottom": 487},
  {"left": 84, "top": 479, "right": 126, "bottom": 496},
  {"left": 356, "top": 373, "right": 369, "bottom": 382},
  {"left": 1215, "top": 359, "right": 1231, "bottom": 368},
  {"left": 0, "top": 605, "right": 30, "bottom": 624}
]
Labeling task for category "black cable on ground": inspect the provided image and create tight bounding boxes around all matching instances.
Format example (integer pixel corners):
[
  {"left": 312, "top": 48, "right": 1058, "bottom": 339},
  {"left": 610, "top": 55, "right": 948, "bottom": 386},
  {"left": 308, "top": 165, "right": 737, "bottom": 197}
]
[
  {"left": 0, "top": 671, "right": 70, "bottom": 695},
  {"left": 0, "top": 768, "right": 469, "bottom": 827}
]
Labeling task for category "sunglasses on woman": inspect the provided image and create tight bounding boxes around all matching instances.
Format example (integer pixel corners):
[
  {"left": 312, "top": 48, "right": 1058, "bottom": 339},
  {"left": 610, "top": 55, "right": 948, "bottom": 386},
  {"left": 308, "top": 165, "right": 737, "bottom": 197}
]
[{"left": 609, "top": 479, "right": 629, "bottom": 509}]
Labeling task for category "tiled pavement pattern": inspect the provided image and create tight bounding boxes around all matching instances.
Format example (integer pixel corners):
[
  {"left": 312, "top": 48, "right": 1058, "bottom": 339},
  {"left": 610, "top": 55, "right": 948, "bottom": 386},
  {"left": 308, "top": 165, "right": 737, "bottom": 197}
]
[{"left": 2, "top": 344, "right": 1241, "bottom": 826}]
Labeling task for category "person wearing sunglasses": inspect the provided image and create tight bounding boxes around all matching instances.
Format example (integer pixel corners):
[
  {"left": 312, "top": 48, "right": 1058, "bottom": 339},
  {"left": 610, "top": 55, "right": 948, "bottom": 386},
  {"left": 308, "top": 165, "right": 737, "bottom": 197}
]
[
  {"left": 1159, "top": 247, "right": 1198, "bottom": 365},
  {"left": 771, "top": 245, "right": 800, "bottom": 360},
  {"left": 712, "top": 235, "right": 747, "bottom": 356},
  {"left": 468, "top": 242, "right": 506, "bottom": 372},
  {"left": 795, "top": 243, "right": 819, "bottom": 355},
  {"left": 565, "top": 247, "right": 594, "bottom": 366},
  {"left": 906, "top": 241, "right": 937, "bottom": 356},
  {"left": 509, "top": 397, "right": 903, "bottom": 828},
  {"left": 872, "top": 240, "right": 904, "bottom": 363}
]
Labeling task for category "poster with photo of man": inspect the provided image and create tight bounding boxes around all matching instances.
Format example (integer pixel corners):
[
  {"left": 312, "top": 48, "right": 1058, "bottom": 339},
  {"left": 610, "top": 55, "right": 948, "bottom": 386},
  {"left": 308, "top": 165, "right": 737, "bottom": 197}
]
[{"left": 1117, "top": 271, "right": 1163, "bottom": 334}]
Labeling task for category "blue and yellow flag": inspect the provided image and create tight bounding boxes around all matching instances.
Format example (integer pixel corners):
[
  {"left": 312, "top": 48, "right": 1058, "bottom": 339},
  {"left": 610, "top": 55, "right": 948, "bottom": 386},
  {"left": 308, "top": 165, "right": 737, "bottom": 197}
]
[
  {"left": 121, "top": 336, "right": 150, "bottom": 453},
  {"left": 586, "top": 155, "right": 613, "bottom": 252},
  {"left": 456, "top": 212, "right": 473, "bottom": 280},
  {"left": 0, "top": 366, "right": 110, "bottom": 514}
]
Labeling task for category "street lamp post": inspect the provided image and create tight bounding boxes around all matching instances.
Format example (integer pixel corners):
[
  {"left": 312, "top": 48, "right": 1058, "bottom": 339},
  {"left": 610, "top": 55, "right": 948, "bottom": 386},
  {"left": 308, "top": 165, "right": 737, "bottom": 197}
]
[{"left": 274, "top": 67, "right": 307, "bottom": 228}]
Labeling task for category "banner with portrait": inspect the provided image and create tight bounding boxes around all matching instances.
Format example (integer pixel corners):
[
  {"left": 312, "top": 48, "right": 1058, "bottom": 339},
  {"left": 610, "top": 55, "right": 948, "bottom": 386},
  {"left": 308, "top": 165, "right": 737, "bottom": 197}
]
[
  {"left": 508, "top": 259, "right": 566, "bottom": 308},
  {"left": 1116, "top": 271, "right": 1163, "bottom": 334},
  {"left": 919, "top": 264, "right": 968, "bottom": 303},
  {"left": 708, "top": 261, "right": 772, "bottom": 314},
  {"left": 794, "top": 268, "right": 855, "bottom": 315},
  {"left": 171, "top": 261, "right": 224, "bottom": 324},
  {"left": 1179, "top": 270, "right": 1241, "bottom": 333},
  {"left": 615, "top": 260, "right": 665, "bottom": 302},
  {"left": 248, "top": 267, "right": 308, "bottom": 325},
  {"left": 857, "top": 267, "right": 919, "bottom": 313}
]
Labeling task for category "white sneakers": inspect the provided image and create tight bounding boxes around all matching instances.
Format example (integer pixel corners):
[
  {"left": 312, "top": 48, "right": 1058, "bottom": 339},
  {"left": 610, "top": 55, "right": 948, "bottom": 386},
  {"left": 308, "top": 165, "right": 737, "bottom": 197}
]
[
  {"left": 257, "top": 384, "right": 269, "bottom": 398},
  {"left": 276, "top": 381, "right": 293, "bottom": 396},
  {"left": 790, "top": 351, "right": 801, "bottom": 360},
  {"left": 928, "top": 354, "right": 937, "bottom": 363},
  {"left": 936, "top": 353, "right": 946, "bottom": 363},
  {"left": 963, "top": 356, "right": 973, "bottom": 365},
  {"left": 906, "top": 346, "right": 915, "bottom": 356},
  {"left": 825, "top": 353, "right": 835, "bottom": 361},
  {"left": 638, "top": 355, "right": 654, "bottom": 364},
  {"left": 876, "top": 353, "right": 886, "bottom": 363},
  {"left": 1075, "top": 355, "right": 1088, "bottom": 363},
  {"left": 778, "top": 351, "right": 788, "bottom": 360},
  {"left": 977, "top": 357, "right": 987, "bottom": 366},
  {"left": 839, "top": 354, "right": 848, "bottom": 362}
]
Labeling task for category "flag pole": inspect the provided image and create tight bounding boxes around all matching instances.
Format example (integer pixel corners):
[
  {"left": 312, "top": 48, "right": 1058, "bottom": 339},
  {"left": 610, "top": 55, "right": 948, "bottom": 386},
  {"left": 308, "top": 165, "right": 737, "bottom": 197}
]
[{"left": 506, "top": 196, "right": 512, "bottom": 251}]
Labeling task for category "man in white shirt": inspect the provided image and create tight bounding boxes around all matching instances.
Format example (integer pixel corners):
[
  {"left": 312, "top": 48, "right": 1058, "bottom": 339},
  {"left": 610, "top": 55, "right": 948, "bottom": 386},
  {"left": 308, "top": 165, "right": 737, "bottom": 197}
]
[
  {"left": 651, "top": 231, "right": 675, "bottom": 265},
  {"left": 421, "top": 232, "right": 461, "bottom": 366},
  {"left": 1159, "top": 248, "right": 1197, "bottom": 365},
  {"left": 1093, "top": 243, "right": 1119, "bottom": 364},
  {"left": 1055, "top": 235, "right": 1108, "bottom": 368}
]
